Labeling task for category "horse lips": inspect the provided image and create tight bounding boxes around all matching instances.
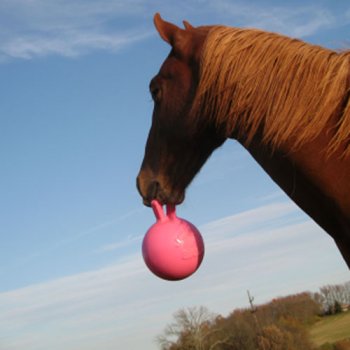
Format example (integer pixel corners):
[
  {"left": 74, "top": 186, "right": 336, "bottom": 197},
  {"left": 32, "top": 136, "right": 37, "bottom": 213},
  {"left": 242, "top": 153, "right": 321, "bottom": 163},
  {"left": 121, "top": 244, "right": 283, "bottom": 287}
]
[{"left": 142, "top": 200, "right": 205, "bottom": 281}]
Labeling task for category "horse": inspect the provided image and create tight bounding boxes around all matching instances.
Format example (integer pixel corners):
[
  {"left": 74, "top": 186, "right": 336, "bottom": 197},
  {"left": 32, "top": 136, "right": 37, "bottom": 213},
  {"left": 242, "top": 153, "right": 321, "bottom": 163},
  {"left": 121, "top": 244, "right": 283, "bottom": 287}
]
[{"left": 136, "top": 13, "right": 350, "bottom": 268}]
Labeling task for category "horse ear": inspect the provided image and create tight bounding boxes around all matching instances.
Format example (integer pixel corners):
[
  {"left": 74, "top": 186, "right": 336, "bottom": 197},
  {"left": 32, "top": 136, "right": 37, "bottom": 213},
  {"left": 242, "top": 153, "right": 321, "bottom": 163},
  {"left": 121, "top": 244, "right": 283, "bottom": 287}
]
[
  {"left": 183, "top": 20, "right": 194, "bottom": 30},
  {"left": 154, "top": 13, "right": 184, "bottom": 46}
]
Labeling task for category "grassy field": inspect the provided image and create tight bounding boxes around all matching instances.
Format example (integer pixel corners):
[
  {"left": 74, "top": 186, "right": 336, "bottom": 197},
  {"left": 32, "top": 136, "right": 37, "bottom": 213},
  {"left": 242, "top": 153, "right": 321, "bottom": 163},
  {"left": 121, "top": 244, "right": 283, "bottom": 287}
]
[{"left": 309, "top": 311, "right": 350, "bottom": 347}]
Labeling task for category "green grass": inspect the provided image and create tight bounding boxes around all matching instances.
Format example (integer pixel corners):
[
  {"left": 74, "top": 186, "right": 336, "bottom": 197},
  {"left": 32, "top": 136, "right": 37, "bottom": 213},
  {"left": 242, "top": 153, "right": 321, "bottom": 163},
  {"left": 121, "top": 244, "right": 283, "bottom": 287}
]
[{"left": 309, "top": 312, "right": 350, "bottom": 347}]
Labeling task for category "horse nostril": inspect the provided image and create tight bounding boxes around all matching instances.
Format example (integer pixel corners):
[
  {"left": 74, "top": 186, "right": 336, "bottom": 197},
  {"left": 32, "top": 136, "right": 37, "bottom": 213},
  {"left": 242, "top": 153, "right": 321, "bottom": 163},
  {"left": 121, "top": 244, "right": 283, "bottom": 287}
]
[
  {"left": 147, "top": 180, "right": 160, "bottom": 201},
  {"left": 136, "top": 175, "right": 160, "bottom": 205}
]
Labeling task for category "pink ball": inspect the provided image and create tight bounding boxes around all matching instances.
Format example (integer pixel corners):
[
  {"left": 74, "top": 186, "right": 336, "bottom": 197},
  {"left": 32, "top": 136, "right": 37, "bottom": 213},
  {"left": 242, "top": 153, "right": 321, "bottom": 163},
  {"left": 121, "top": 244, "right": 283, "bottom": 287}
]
[{"left": 142, "top": 200, "right": 205, "bottom": 281}]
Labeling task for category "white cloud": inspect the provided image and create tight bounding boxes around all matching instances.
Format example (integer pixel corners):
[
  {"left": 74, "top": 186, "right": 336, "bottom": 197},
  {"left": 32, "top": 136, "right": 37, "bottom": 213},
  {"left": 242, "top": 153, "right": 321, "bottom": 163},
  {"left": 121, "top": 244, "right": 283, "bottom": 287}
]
[
  {"left": 0, "top": 200, "right": 348, "bottom": 350},
  {"left": 206, "top": 1, "right": 336, "bottom": 37},
  {"left": 202, "top": 201, "right": 297, "bottom": 238},
  {"left": 0, "top": 257, "right": 148, "bottom": 348},
  {"left": 0, "top": 0, "right": 345, "bottom": 61},
  {"left": 1, "top": 30, "right": 151, "bottom": 60},
  {"left": 96, "top": 234, "right": 142, "bottom": 253},
  {"left": 254, "top": 7, "right": 334, "bottom": 37},
  {"left": 0, "top": 0, "right": 153, "bottom": 60}
]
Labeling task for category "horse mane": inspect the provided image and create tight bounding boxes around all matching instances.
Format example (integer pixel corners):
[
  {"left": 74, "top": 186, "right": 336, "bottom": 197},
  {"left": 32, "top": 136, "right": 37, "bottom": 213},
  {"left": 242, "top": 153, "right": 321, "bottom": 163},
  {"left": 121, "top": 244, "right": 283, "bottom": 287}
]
[{"left": 194, "top": 26, "right": 350, "bottom": 156}]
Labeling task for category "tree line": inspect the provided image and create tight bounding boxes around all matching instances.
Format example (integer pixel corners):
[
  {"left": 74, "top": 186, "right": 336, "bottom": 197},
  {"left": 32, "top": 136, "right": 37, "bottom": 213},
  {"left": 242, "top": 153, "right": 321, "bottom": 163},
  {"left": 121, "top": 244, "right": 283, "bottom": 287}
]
[
  {"left": 156, "top": 281, "right": 350, "bottom": 350},
  {"left": 313, "top": 281, "right": 350, "bottom": 315}
]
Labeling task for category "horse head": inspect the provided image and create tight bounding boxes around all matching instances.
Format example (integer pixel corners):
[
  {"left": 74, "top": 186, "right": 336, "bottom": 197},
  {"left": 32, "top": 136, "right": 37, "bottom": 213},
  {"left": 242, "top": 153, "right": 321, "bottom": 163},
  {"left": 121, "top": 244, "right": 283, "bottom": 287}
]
[{"left": 137, "top": 14, "right": 225, "bottom": 206}]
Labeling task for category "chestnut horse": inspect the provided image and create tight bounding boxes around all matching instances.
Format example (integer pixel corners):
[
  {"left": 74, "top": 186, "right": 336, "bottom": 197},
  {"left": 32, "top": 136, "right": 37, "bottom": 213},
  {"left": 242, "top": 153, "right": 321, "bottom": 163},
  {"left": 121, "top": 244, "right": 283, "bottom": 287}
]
[{"left": 137, "top": 14, "right": 350, "bottom": 268}]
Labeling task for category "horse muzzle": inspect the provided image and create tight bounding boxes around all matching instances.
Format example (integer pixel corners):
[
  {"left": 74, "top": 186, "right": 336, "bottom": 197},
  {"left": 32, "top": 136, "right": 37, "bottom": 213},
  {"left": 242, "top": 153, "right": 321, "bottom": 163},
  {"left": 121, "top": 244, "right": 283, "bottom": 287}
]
[
  {"left": 136, "top": 176, "right": 159, "bottom": 206},
  {"left": 136, "top": 171, "right": 184, "bottom": 207}
]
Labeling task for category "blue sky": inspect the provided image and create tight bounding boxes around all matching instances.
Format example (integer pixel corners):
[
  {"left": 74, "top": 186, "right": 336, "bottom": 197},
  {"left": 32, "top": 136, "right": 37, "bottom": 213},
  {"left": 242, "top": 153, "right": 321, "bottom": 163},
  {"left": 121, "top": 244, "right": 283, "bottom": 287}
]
[{"left": 1, "top": 1, "right": 350, "bottom": 349}]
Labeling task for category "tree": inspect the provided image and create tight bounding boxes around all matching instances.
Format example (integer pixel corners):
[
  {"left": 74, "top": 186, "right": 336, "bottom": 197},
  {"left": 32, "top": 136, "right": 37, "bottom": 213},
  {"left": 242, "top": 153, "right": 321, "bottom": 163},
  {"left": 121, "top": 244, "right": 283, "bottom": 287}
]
[
  {"left": 317, "top": 281, "right": 350, "bottom": 314},
  {"left": 257, "top": 325, "right": 288, "bottom": 350},
  {"left": 334, "top": 300, "right": 343, "bottom": 314},
  {"left": 156, "top": 306, "right": 218, "bottom": 350},
  {"left": 257, "top": 322, "right": 314, "bottom": 350}
]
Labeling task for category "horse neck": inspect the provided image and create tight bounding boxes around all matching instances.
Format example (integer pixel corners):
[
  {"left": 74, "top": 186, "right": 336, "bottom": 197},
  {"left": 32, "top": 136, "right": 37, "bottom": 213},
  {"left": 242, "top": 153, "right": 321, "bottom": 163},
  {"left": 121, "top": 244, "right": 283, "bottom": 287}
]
[
  {"left": 198, "top": 27, "right": 350, "bottom": 156},
  {"left": 243, "top": 135, "right": 350, "bottom": 267}
]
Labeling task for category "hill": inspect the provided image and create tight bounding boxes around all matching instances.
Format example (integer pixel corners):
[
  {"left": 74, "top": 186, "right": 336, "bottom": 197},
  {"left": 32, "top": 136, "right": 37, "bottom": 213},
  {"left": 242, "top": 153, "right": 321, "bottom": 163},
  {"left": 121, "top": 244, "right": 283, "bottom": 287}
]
[
  {"left": 310, "top": 311, "right": 350, "bottom": 348},
  {"left": 157, "top": 281, "right": 350, "bottom": 350}
]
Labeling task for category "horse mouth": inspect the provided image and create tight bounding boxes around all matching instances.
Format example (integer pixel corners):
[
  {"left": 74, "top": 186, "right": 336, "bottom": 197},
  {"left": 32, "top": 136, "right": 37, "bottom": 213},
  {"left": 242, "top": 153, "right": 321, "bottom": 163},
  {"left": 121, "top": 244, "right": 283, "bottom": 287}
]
[
  {"left": 136, "top": 176, "right": 185, "bottom": 207},
  {"left": 141, "top": 189, "right": 185, "bottom": 207},
  {"left": 142, "top": 193, "right": 185, "bottom": 207}
]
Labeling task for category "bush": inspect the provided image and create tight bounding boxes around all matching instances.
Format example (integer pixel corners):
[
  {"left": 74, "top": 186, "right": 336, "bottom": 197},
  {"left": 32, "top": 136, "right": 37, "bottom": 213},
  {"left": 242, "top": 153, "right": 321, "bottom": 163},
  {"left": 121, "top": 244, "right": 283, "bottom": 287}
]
[{"left": 334, "top": 339, "right": 350, "bottom": 350}]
